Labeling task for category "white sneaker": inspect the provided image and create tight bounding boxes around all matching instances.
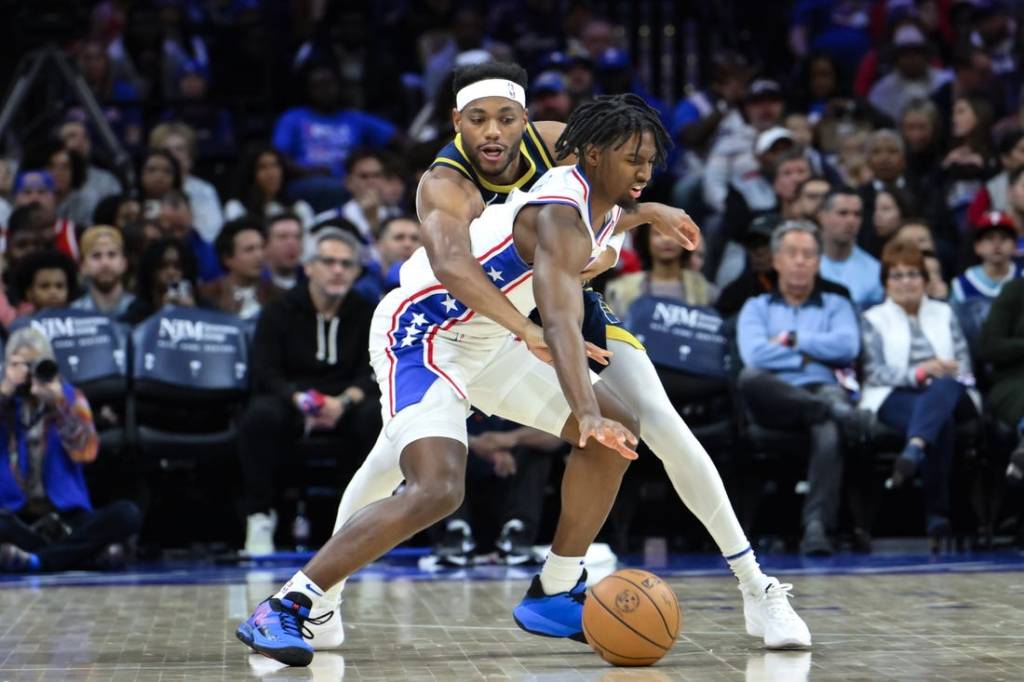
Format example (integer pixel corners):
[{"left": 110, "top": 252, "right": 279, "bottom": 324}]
[
  {"left": 741, "top": 577, "right": 812, "bottom": 649},
  {"left": 307, "top": 599, "right": 345, "bottom": 649},
  {"left": 244, "top": 510, "right": 277, "bottom": 557}
]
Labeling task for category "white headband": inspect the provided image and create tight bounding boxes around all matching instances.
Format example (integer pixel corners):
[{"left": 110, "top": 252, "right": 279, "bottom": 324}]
[{"left": 456, "top": 79, "right": 526, "bottom": 111}]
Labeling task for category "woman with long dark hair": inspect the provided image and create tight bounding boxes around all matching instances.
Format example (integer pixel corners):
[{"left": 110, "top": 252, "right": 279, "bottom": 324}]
[
  {"left": 121, "top": 237, "right": 204, "bottom": 325},
  {"left": 939, "top": 96, "right": 999, "bottom": 232},
  {"left": 224, "top": 145, "right": 314, "bottom": 229}
]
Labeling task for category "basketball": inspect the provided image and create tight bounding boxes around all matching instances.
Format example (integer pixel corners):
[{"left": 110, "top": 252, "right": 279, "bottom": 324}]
[{"left": 582, "top": 569, "right": 682, "bottom": 666}]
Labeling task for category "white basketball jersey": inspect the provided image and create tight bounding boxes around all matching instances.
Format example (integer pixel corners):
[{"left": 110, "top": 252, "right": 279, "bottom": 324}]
[{"left": 396, "top": 165, "right": 623, "bottom": 339}]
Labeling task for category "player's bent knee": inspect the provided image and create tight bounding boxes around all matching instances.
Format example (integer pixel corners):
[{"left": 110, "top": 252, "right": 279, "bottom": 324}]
[{"left": 404, "top": 479, "right": 465, "bottom": 523}]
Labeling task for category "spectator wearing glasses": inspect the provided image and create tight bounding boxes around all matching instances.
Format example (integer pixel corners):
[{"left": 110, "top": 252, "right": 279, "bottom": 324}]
[
  {"left": 737, "top": 220, "right": 863, "bottom": 556},
  {"left": 860, "top": 241, "right": 979, "bottom": 543},
  {"left": 240, "top": 229, "right": 378, "bottom": 556}
]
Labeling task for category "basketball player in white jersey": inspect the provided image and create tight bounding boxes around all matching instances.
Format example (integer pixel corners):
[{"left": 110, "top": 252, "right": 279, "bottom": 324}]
[
  {"left": 313, "top": 64, "right": 811, "bottom": 652},
  {"left": 237, "top": 94, "right": 677, "bottom": 667}
]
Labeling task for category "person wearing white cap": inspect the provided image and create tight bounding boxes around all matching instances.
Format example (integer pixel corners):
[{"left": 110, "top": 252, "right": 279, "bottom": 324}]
[
  {"left": 712, "top": 127, "right": 801, "bottom": 288},
  {"left": 702, "top": 79, "right": 786, "bottom": 213},
  {"left": 868, "top": 19, "right": 951, "bottom": 121}
]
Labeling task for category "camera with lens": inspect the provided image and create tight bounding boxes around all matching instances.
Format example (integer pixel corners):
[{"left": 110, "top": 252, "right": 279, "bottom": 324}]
[{"left": 32, "top": 358, "right": 59, "bottom": 383}]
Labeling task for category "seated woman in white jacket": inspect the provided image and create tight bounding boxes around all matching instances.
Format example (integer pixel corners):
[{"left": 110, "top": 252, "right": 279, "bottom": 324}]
[{"left": 860, "top": 241, "right": 980, "bottom": 541}]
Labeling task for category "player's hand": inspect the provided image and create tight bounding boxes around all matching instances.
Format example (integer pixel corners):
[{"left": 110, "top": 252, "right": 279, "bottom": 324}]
[
  {"left": 31, "top": 376, "right": 65, "bottom": 407},
  {"left": 489, "top": 450, "right": 517, "bottom": 478},
  {"left": 578, "top": 414, "right": 639, "bottom": 460},
  {"left": 520, "top": 323, "right": 612, "bottom": 366},
  {"left": 646, "top": 204, "right": 701, "bottom": 251}
]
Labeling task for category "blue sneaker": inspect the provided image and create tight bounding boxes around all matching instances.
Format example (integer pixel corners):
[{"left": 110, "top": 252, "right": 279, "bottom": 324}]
[
  {"left": 512, "top": 569, "right": 588, "bottom": 642},
  {"left": 236, "top": 592, "right": 331, "bottom": 667}
]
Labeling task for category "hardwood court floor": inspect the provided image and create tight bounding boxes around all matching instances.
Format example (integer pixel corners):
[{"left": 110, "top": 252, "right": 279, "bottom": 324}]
[{"left": 0, "top": 555, "right": 1023, "bottom": 680}]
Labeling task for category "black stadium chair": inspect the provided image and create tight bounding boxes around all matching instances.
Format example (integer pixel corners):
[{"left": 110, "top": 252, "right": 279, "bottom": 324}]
[{"left": 130, "top": 305, "right": 252, "bottom": 549}]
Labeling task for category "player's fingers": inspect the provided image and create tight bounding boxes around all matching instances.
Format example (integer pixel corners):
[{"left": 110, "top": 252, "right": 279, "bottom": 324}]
[
  {"left": 594, "top": 429, "right": 639, "bottom": 460},
  {"left": 585, "top": 342, "right": 612, "bottom": 365}
]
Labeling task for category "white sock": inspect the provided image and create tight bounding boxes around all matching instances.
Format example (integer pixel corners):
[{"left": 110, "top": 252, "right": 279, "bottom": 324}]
[
  {"left": 321, "top": 433, "right": 405, "bottom": 606},
  {"left": 600, "top": 341, "right": 750, "bottom": 557},
  {"left": 539, "top": 552, "right": 584, "bottom": 594},
  {"left": 275, "top": 570, "right": 329, "bottom": 606},
  {"left": 726, "top": 547, "right": 771, "bottom": 594}
]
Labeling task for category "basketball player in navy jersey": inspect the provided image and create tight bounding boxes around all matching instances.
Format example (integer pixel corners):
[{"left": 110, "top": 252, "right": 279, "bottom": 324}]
[{"left": 269, "top": 63, "right": 810, "bottom": 655}]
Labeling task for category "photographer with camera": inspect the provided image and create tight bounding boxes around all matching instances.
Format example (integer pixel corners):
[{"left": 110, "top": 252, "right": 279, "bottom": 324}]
[{"left": 0, "top": 327, "right": 140, "bottom": 572}]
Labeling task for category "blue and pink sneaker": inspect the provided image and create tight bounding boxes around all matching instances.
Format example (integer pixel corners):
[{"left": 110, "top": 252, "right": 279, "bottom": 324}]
[{"left": 236, "top": 592, "right": 332, "bottom": 667}]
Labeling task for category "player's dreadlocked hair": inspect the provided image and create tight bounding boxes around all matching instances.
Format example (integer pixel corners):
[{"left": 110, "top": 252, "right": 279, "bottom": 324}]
[{"left": 554, "top": 93, "right": 672, "bottom": 168}]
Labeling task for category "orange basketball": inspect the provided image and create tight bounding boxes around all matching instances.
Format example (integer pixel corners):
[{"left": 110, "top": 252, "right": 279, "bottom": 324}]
[{"left": 582, "top": 569, "right": 682, "bottom": 667}]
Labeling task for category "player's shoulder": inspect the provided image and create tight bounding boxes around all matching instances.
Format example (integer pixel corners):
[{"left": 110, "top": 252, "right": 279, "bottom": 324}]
[
  {"left": 532, "top": 120, "right": 572, "bottom": 166},
  {"left": 417, "top": 164, "right": 485, "bottom": 218}
]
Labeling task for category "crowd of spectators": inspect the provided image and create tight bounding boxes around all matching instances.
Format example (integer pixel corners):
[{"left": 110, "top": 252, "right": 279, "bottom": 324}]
[{"left": 2, "top": 0, "right": 1024, "bottom": 569}]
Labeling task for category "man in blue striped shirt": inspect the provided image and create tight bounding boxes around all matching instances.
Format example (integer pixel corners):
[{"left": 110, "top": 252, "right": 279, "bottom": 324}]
[{"left": 737, "top": 220, "right": 862, "bottom": 556}]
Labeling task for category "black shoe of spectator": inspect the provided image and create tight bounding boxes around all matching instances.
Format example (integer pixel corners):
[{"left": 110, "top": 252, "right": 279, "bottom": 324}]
[
  {"left": 851, "top": 527, "right": 872, "bottom": 554},
  {"left": 800, "top": 520, "right": 832, "bottom": 557},
  {"left": 927, "top": 515, "right": 952, "bottom": 554},
  {"left": 434, "top": 520, "right": 475, "bottom": 567},
  {"left": 887, "top": 442, "right": 924, "bottom": 489},
  {"left": 0, "top": 543, "right": 37, "bottom": 572},
  {"left": 497, "top": 519, "right": 539, "bottom": 566},
  {"left": 92, "top": 543, "right": 128, "bottom": 571}
]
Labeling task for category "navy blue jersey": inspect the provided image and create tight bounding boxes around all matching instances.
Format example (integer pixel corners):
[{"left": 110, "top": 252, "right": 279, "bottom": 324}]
[{"left": 430, "top": 121, "right": 556, "bottom": 205}]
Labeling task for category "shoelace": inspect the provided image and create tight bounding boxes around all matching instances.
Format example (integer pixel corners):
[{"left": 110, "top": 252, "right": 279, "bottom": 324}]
[
  {"left": 275, "top": 602, "right": 334, "bottom": 640},
  {"left": 302, "top": 609, "right": 335, "bottom": 640},
  {"left": 763, "top": 583, "right": 799, "bottom": 621}
]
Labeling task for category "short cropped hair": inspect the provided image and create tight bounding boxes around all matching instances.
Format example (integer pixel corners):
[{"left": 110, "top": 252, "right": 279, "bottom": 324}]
[{"left": 771, "top": 219, "right": 821, "bottom": 254}]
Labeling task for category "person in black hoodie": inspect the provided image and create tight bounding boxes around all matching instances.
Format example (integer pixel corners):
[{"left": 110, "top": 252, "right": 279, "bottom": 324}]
[{"left": 240, "top": 228, "right": 378, "bottom": 556}]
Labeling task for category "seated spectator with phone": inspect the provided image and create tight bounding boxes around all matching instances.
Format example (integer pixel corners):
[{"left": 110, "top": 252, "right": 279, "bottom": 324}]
[
  {"left": 121, "top": 238, "right": 204, "bottom": 325},
  {"left": 0, "top": 327, "right": 140, "bottom": 572}
]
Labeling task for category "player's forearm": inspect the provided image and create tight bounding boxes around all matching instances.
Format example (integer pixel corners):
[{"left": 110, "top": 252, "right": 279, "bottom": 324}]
[
  {"left": 433, "top": 255, "right": 533, "bottom": 336},
  {"left": 543, "top": 320, "right": 601, "bottom": 421},
  {"left": 506, "top": 427, "right": 564, "bottom": 452}
]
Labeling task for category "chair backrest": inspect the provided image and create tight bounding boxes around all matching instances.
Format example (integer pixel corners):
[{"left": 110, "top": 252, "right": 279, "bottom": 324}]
[
  {"left": 131, "top": 305, "right": 249, "bottom": 400},
  {"left": 9, "top": 308, "right": 128, "bottom": 384}
]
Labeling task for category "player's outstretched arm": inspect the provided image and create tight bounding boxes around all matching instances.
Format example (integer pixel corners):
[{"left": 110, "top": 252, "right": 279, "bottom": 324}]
[
  {"left": 616, "top": 202, "right": 701, "bottom": 250},
  {"left": 416, "top": 167, "right": 538, "bottom": 339},
  {"left": 532, "top": 205, "right": 638, "bottom": 459}
]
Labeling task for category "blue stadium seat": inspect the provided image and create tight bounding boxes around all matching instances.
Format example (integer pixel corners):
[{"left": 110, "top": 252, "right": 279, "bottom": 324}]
[{"left": 130, "top": 305, "right": 250, "bottom": 463}]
